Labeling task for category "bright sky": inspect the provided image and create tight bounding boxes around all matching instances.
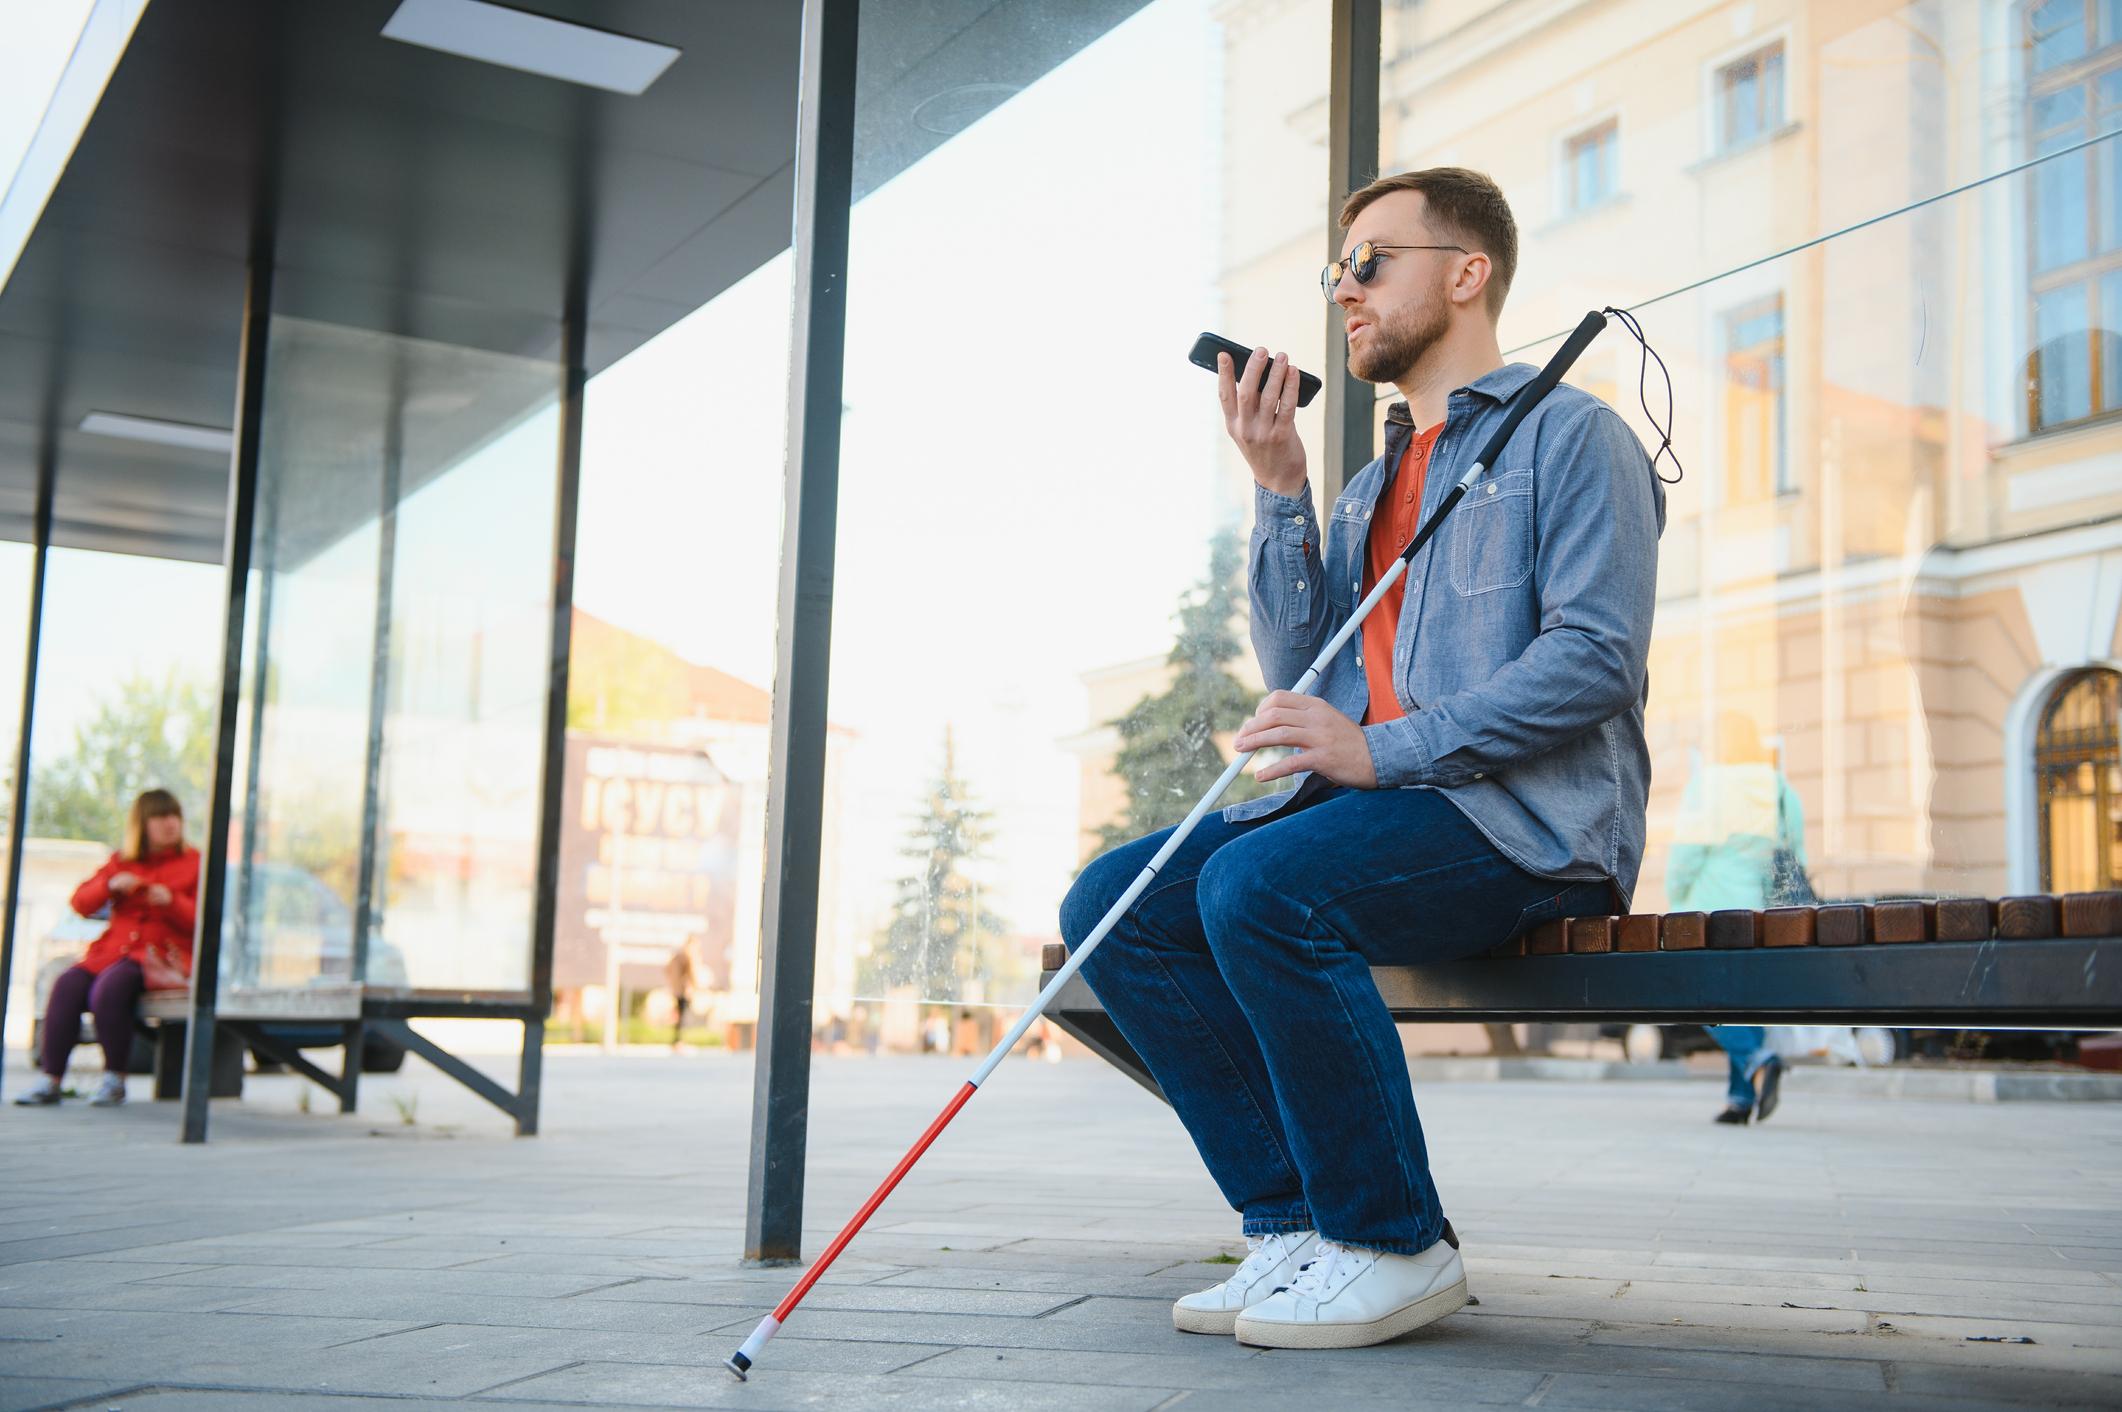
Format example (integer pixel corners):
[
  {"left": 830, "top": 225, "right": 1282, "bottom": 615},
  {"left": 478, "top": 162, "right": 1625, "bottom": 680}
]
[{"left": 0, "top": 0, "right": 1255, "bottom": 1002}]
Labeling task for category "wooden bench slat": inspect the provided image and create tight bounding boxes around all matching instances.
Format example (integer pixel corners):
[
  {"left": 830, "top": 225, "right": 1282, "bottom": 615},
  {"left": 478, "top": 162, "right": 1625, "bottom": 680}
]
[
  {"left": 1660, "top": 913, "right": 1706, "bottom": 950},
  {"left": 1762, "top": 907, "right": 1815, "bottom": 947},
  {"left": 1936, "top": 898, "right": 1994, "bottom": 942},
  {"left": 1525, "top": 919, "right": 1567, "bottom": 955},
  {"left": 1998, "top": 896, "right": 2060, "bottom": 940},
  {"left": 1815, "top": 905, "right": 1870, "bottom": 946},
  {"left": 1567, "top": 916, "right": 1614, "bottom": 954},
  {"left": 1615, "top": 915, "right": 1659, "bottom": 952},
  {"left": 2062, "top": 891, "right": 2122, "bottom": 939},
  {"left": 1872, "top": 901, "right": 1936, "bottom": 944},
  {"left": 1706, "top": 909, "right": 1760, "bottom": 949}
]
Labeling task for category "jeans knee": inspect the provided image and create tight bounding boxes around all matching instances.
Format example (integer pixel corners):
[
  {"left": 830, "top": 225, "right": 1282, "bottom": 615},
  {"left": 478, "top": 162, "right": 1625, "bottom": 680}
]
[{"left": 1060, "top": 849, "right": 1132, "bottom": 953}]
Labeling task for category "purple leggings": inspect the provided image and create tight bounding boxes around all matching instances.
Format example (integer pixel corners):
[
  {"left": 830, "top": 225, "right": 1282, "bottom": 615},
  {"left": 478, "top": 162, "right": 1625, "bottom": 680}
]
[{"left": 39, "top": 960, "right": 143, "bottom": 1078}]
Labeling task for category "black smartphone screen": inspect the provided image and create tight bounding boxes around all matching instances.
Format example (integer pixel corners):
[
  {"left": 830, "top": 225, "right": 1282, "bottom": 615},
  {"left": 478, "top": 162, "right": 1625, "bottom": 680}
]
[{"left": 1188, "top": 332, "right": 1322, "bottom": 408}]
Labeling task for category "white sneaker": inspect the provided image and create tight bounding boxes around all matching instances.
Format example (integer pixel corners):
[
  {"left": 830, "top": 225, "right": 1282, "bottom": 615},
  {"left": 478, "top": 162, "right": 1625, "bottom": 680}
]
[
  {"left": 88, "top": 1073, "right": 126, "bottom": 1107},
  {"left": 1234, "top": 1235, "right": 1469, "bottom": 1349},
  {"left": 12, "top": 1075, "right": 61, "bottom": 1106},
  {"left": 1172, "top": 1230, "right": 1318, "bottom": 1335}
]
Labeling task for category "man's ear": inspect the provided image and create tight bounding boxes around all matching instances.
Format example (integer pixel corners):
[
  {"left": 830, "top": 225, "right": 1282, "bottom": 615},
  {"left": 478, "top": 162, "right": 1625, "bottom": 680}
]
[{"left": 1450, "top": 251, "right": 1491, "bottom": 309}]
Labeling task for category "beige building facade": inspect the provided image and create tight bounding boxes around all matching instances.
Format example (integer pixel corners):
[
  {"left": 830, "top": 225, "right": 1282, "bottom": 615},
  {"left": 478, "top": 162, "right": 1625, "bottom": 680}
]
[{"left": 1075, "top": 0, "right": 2120, "bottom": 909}]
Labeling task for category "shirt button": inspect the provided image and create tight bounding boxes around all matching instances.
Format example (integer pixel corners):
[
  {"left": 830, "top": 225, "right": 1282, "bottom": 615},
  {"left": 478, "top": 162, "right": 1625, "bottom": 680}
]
[
  {"left": 1486, "top": 484, "right": 1498, "bottom": 497},
  {"left": 1363, "top": 508, "right": 1372, "bottom": 519},
  {"left": 1473, "top": 773, "right": 1484, "bottom": 781},
  {"left": 1296, "top": 580, "right": 1306, "bottom": 591},
  {"left": 1293, "top": 514, "right": 1306, "bottom": 526}
]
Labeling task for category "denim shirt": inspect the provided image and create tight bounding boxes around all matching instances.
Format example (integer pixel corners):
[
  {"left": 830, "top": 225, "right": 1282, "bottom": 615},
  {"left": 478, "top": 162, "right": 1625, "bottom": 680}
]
[{"left": 1230, "top": 362, "right": 1666, "bottom": 904}]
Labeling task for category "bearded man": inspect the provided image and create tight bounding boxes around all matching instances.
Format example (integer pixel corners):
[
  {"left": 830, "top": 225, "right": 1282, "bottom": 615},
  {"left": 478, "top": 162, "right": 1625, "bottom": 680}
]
[{"left": 1059, "top": 166, "right": 1664, "bottom": 1349}]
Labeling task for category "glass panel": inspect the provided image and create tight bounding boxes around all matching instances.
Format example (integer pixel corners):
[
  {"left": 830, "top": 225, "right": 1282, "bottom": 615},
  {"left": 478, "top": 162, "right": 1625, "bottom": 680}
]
[
  {"left": 367, "top": 353, "right": 563, "bottom": 998},
  {"left": 223, "top": 317, "right": 561, "bottom": 1015},
  {"left": 1368, "top": 5, "right": 2120, "bottom": 913},
  {"left": 9, "top": 548, "right": 221, "bottom": 1032},
  {"left": 566, "top": 254, "right": 793, "bottom": 1050},
  {"left": 825, "top": 0, "right": 1329, "bottom": 1045}
]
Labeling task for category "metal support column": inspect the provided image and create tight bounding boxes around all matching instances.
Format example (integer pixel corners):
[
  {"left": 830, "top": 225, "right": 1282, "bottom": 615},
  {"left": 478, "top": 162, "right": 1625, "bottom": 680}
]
[
  {"left": 1322, "top": 0, "right": 1382, "bottom": 505},
  {"left": 343, "top": 354, "right": 407, "bottom": 1115},
  {"left": 0, "top": 438, "right": 56, "bottom": 1097},
  {"left": 744, "top": 0, "right": 858, "bottom": 1265},
  {"left": 182, "top": 254, "right": 275, "bottom": 1144},
  {"left": 520, "top": 319, "right": 586, "bottom": 1139}
]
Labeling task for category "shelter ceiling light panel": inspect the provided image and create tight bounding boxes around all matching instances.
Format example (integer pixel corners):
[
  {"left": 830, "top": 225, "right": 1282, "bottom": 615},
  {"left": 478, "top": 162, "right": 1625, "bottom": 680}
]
[
  {"left": 382, "top": 0, "right": 681, "bottom": 95},
  {"left": 80, "top": 411, "right": 234, "bottom": 455}
]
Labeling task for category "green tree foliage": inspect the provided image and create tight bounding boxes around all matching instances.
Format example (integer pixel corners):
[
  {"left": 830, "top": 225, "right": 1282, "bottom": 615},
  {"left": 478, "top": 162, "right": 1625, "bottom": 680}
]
[
  {"left": 859, "top": 728, "right": 1010, "bottom": 1002},
  {"left": 28, "top": 671, "right": 216, "bottom": 848},
  {"left": 1094, "top": 527, "right": 1273, "bottom": 854}
]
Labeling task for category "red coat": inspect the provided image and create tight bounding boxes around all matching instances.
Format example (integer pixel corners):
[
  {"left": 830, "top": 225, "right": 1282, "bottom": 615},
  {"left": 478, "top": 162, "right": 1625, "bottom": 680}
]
[{"left": 73, "top": 846, "right": 201, "bottom": 986}]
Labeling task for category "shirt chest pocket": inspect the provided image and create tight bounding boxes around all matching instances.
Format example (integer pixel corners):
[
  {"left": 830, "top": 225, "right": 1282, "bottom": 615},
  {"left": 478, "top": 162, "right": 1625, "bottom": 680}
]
[
  {"left": 1449, "top": 468, "right": 1534, "bottom": 596},
  {"left": 1328, "top": 496, "right": 1370, "bottom": 611}
]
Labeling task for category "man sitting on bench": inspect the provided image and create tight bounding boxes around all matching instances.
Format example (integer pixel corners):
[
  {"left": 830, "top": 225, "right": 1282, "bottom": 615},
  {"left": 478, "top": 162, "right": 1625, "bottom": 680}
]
[{"left": 1060, "top": 168, "right": 1664, "bottom": 1350}]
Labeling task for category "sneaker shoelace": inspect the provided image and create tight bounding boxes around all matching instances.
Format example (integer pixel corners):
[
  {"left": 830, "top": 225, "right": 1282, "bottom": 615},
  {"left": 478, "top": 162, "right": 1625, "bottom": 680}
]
[
  {"left": 1228, "top": 1233, "right": 1295, "bottom": 1285},
  {"left": 1287, "top": 1239, "right": 1361, "bottom": 1298}
]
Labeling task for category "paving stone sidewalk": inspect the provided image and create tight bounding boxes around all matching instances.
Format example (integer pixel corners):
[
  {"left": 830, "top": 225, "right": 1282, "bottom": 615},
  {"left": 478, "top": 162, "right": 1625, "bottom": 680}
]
[{"left": 2, "top": 1048, "right": 2119, "bottom": 1410}]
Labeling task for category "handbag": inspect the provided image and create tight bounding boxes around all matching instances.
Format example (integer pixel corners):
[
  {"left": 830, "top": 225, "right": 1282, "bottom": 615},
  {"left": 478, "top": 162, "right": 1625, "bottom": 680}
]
[
  {"left": 139, "top": 940, "right": 192, "bottom": 991},
  {"left": 1767, "top": 784, "right": 1817, "bottom": 906}
]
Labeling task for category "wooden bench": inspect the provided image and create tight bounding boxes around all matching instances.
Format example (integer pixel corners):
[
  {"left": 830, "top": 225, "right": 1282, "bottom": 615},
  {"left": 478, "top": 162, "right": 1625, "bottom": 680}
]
[{"left": 1038, "top": 891, "right": 2122, "bottom": 1098}]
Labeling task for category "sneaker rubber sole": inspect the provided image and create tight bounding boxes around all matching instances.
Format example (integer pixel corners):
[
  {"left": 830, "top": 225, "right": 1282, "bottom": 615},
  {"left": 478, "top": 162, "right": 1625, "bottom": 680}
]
[
  {"left": 1755, "top": 1059, "right": 1784, "bottom": 1123},
  {"left": 1233, "top": 1272, "right": 1470, "bottom": 1349},
  {"left": 1172, "top": 1303, "right": 1242, "bottom": 1335}
]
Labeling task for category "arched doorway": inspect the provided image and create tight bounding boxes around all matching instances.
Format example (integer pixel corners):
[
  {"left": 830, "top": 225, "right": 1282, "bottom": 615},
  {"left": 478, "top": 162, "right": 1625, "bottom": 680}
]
[{"left": 2037, "top": 668, "right": 2122, "bottom": 892}]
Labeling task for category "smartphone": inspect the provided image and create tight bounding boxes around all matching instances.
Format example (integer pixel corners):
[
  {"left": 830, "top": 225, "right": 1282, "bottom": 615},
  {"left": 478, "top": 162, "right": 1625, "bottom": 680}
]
[{"left": 1189, "top": 332, "right": 1323, "bottom": 408}]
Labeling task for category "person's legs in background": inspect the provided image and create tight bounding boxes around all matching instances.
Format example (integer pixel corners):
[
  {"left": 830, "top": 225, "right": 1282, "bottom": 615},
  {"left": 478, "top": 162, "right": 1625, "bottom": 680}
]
[
  {"left": 1707, "top": 1026, "right": 1782, "bottom": 1124},
  {"left": 14, "top": 965, "right": 96, "bottom": 1105},
  {"left": 85, "top": 959, "right": 144, "bottom": 1105}
]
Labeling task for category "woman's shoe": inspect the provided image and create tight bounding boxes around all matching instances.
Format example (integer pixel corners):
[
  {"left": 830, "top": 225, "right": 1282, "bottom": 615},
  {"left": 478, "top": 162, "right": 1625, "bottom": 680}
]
[
  {"left": 1753, "top": 1056, "right": 1785, "bottom": 1122},
  {"left": 88, "top": 1073, "right": 126, "bottom": 1107},
  {"left": 12, "top": 1076, "right": 61, "bottom": 1106},
  {"left": 1713, "top": 1105, "right": 1751, "bottom": 1124}
]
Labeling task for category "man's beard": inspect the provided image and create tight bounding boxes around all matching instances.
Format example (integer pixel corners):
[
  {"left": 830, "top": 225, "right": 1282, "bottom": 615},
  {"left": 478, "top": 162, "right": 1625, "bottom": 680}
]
[{"left": 1349, "top": 293, "right": 1450, "bottom": 384}]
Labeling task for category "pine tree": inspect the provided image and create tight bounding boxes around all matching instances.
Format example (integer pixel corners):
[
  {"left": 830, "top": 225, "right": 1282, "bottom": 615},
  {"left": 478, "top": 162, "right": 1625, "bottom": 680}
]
[
  {"left": 1094, "top": 527, "right": 1273, "bottom": 855},
  {"left": 860, "top": 727, "right": 1010, "bottom": 1001}
]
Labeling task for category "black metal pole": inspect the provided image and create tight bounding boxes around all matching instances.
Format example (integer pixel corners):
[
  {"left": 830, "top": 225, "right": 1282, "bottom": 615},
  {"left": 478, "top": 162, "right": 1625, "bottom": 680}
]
[
  {"left": 520, "top": 317, "right": 586, "bottom": 1139},
  {"left": 744, "top": 0, "right": 858, "bottom": 1265},
  {"left": 0, "top": 439, "right": 56, "bottom": 1098},
  {"left": 342, "top": 353, "right": 406, "bottom": 1115},
  {"left": 1323, "top": 0, "right": 1381, "bottom": 505},
  {"left": 182, "top": 254, "right": 275, "bottom": 1144}
]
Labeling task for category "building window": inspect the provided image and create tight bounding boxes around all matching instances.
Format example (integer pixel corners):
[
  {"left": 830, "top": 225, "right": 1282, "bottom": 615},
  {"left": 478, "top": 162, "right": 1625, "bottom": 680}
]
[
  {"left": 2026, "top": 1, "right": 2122, "bottom": 432},
  {"left": 1720, "top": 295, "right": 1788, "bottom": 503},
  {"left": 1714, "top": 41, "right": 1786, "bottom": 153},
  {"left": 1562, "top": 119, "right": 1619, "bottom": 214},
  {"left": 2036, "top": 666, "right": 2121, "bottom": 892}
]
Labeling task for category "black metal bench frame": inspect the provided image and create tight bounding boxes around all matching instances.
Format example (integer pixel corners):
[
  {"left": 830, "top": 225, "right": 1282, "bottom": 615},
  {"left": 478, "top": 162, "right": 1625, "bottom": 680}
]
[{"left": 1041, "top": 933, "right": 2122, "bottom": 1101}]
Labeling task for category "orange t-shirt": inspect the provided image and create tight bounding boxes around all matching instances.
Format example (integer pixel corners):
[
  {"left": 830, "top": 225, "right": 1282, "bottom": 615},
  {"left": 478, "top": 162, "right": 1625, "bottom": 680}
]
[{"left": 1360, "top": 420, "right": 1445, "bottom": 726}]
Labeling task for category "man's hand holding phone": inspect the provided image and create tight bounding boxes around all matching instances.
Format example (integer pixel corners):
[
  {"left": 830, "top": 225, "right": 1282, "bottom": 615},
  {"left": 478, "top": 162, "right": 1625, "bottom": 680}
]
[{"left": 1217, "top": 347, "right": 1308, "bottom": 499}]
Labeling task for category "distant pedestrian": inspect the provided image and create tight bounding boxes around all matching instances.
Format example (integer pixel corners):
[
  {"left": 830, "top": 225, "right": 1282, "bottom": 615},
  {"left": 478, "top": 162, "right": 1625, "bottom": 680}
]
[
  {"left": 1666, "top": 714, "right": 1809, "bottom": 1125},
  {"left": 665, "top": 939, "right": 697, "bottom": 1052},
  {"left": 16, "top": 790, "right": 198, "bottom": 1108}
]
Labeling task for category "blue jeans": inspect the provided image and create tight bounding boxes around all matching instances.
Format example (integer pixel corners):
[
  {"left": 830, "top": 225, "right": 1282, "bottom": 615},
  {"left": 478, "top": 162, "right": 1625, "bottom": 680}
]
[
  {"left": 1709, "top": 1026, "right": 1768, "bottom": 1108},
  {"left": 1060, "top": 785, "right": 1612, "bottom": 1255}
]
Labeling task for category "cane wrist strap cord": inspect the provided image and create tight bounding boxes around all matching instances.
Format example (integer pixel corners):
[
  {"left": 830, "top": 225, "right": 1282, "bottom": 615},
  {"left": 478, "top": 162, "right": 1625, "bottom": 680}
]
[{"left": 1602, "top": 304, "right": 1683, "bottom": 485}]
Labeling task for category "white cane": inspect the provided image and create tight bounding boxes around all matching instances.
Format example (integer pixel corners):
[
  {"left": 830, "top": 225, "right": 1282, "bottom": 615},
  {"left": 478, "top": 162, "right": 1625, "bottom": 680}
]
[{"left": 725, "top": 308, "right": 1617, "bottom": 1380}]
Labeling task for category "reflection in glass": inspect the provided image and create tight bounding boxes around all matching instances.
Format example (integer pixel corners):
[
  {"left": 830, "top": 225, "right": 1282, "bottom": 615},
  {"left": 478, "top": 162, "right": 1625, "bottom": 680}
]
[
  {"left": 821, "top": 0, "right": 1329, "bottom": 1046},
  {"left": 225, "top": 318, "right": 561, "bottom": 1014}
]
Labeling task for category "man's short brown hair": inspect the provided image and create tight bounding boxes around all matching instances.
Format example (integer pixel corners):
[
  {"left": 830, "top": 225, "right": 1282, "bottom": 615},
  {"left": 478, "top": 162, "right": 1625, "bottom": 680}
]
[{"left": 1339, "top": 167, "right": 1518, "bottom": 319}]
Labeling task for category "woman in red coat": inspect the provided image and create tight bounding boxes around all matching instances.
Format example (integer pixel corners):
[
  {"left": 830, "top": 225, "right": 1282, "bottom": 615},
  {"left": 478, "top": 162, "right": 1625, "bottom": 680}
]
[{"left": 14, "top": 789, "right": 199, "bottom": 1107}]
